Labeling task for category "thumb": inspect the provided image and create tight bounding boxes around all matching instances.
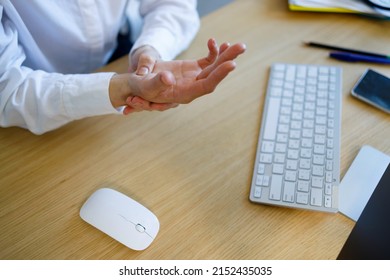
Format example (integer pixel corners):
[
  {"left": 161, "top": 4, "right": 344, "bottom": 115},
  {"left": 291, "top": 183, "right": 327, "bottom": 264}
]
[
  {"left": 148, "top": 71, "right": 175, "bottom": 88},
  {"left": 136, "top": 54, "right": 156, "bottom": 76},
  {"left": 140, "top": 71, "right": 175, "bottom": 102}
]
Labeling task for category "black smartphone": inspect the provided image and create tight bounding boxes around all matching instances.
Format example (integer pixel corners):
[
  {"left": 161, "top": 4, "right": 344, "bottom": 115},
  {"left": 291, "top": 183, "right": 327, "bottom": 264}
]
[{"left": 351, "top": 69, "right": 390, "bottom": 114}]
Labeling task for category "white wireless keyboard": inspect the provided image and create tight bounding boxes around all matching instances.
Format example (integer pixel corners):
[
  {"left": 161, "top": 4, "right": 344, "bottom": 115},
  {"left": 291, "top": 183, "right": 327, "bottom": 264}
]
[{"left": 249, "top": 63, "right": 342, "bottom": 213}]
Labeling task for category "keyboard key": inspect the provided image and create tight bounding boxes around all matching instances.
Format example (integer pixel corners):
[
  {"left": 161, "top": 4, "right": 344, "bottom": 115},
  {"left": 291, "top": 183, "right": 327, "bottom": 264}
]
[
  {"left": 287, "top": 149, "right": 299, "bottom": 159},
  {"left": 326, "top": 171, "right": 333, "bottom": 183},
  {"left": 310, "top": 188, "right": 323, "bottom": 207},
  {"left": 275, "top": 143, "right": 287, "bottom": 153},
  {"left": 256, "top": 175, "right": 270, "bottom": 186},
  {"left": 312, "top": 165, "right": 324, "bottom": 176},
  {"left": 269, "top": 175, "right": 283, "bottom": 200},
  {"left": 285, "top": 171, "right": 297, "bottom": 182},
  {"left": 263, "top": 98, "right": 281, "bottom": 140},
  {"left": 283, "top": 182, "right": 296, "bottom": 202},
  {"left": 274, "top": 153, "right": 286, "bottom": 163},
  {"left": 254, "top": 187, "right": 262, "bottom": 198},
  {"left": 261, "top": 141, "right": 275, "bottom": 153},
  {"left": 257, "top": 163, "right": 265, "bottom": 174},
  {"left": 312, "top": 176, "right": 323, "bottom": 188},
  {"left": 301, "top": 138, "right": 313, "bottom": 148},
  {"left": 314, "top": 144, "right": 325, "bottom": 154},
  {"left": 263, "top": 175, "right": 270, "bottom": 186},
  {"left": 298, "top": 170, "right": 310, "bottom": 180},
  {"left": 326, "top": 160, "right": 333, "bottom": 171},
  {"left": 313, "top": 154, "right": 325, "bottom": 165},
  {"left": 324, "top": 196, "right": 332, "bottom": 208},
  {"left": 286, "top": 159, "right": 298, "bottom": 170},
  {"left": 325, "top": 183, "right": 332, "bottom": 195},
  {"left": 256, "top": 175, "right": 264, "bottom": 186},
  {"left": 277, "top": 133, "right": 288, "bottom": 143},
  {"left": 259, "top": 153, "right": 272, "bottom": 163},
  {"left": 297, "top": 180, "right": 309, "bottom": 192},
  {"left": 272, "top": 164, "right": 284, "bottom": 174},
  {"left": 299, "top": 158, "right": 311, "bottom": 169},
  {"left": 296, "top": 192, "right": 309, "bottom": 204}
]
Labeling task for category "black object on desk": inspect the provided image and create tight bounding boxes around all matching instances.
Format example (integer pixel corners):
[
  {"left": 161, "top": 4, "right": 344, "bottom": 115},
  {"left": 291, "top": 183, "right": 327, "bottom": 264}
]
[
  {"left": 305, "top": 41, "right": 390, "bottom": 59},
  {"left": 338, "top": 163, "right": 390, "bottom": 260}
]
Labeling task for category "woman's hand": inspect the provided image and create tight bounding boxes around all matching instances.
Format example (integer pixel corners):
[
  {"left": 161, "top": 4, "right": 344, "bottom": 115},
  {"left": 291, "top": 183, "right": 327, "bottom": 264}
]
[{"left": 123, "top": 38, "right": 246, "bottom": 113}]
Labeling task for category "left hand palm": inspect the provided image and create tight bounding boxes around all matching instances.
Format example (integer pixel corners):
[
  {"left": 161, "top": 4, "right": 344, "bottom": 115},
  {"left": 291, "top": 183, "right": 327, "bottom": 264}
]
[
  {"left": 139, "top": 39, "right": 246, "bottom": 104},
  {"left": 124, "top": 39, "right": 246, "bottom": 113}
]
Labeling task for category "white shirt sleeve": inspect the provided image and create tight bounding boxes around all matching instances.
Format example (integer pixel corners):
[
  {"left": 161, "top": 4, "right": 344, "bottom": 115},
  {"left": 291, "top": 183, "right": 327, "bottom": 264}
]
[
  {"left": 131, "top": 0, "right": 200, "bottom": 60},
  {"left": 0, "top": 6, "right": 119, "bottom": 135}
]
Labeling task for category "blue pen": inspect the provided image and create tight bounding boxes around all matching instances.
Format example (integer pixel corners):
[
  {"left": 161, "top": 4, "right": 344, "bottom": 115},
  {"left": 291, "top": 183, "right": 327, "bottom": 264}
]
[{"left": 330, "top": 51, "right": 390, "bottom": 64}]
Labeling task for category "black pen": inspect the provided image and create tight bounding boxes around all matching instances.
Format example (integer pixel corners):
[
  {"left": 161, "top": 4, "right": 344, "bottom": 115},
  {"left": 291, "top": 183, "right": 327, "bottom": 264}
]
[{"left": 304, "top": 41, "right": 390, "bottom": 59}]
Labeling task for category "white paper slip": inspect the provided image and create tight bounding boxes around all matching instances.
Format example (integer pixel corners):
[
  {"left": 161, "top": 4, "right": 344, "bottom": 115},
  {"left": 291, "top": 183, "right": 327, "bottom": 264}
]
[{"left": 339, "top": 145, "right": 390, "bottom": 221}]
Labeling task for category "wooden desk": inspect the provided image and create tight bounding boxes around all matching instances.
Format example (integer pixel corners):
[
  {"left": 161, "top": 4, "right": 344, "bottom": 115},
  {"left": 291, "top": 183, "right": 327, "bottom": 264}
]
[{"left": 1, "top": 0, "right": 389, "bottom": 260}]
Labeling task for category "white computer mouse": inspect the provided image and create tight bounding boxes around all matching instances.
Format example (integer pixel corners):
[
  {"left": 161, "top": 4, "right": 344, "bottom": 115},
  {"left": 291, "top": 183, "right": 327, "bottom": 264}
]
[{"left": 80, "top": 188, "right": 159, "bottom": 251}]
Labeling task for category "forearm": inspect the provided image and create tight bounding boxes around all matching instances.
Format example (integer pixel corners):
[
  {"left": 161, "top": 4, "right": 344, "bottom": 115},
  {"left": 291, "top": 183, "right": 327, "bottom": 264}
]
[{"left": 1, "top": 69, "right": 118, "bottom": 134}]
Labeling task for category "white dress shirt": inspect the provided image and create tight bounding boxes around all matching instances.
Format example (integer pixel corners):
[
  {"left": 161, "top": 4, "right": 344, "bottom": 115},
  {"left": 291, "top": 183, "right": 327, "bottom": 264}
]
[{"left": 0, "top": 0, "right": 199, "bottom": 134}]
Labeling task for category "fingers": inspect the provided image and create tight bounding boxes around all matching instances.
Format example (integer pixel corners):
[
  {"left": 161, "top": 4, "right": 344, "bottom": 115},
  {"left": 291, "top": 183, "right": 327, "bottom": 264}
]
[
  {"left": 219, "top": 42, "right": 230, "bottom": 54},
  {"left": 197, "top": 39, "right": 219, "bottom": 69},
  {"left": 197, "top": 42, "right": 246, "bottom": 80},
  {"left": 176, "top": 61, "right": 236, "bottom": 104},
  {"left": 123, "top": 106, "right": 137, "bottom": 115},
  {"left": 218, "top": 42, "right": 246, "bottom": 62},
  {"left": 199, "top": 61, "right": 237, "bottom": 94},
  {"left": 123, "top": 96, "right": 149, "bottom": 115},
  {"left": 204, "top": 38, "right": 219, "bottom": 64},
  {"left": 123, "top": 96, "right": 179, "bottom": 115}
]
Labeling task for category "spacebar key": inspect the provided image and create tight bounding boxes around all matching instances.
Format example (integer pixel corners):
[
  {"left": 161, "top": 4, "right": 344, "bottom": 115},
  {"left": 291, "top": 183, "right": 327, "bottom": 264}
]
[{"left": 263, "top": 97, "right": 281, "bottom": 140}]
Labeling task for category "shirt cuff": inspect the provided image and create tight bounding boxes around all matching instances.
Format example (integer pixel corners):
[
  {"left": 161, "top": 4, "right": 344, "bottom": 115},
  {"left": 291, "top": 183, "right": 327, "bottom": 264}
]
[{"left": 62, "top": 72, "right": 121, "bottom": 120}]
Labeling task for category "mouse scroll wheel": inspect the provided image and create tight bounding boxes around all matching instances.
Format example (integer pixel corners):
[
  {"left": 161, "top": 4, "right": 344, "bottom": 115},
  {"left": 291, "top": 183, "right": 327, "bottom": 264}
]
[{"left": 135, "top": 224, "right": 146, "bottom": 233}]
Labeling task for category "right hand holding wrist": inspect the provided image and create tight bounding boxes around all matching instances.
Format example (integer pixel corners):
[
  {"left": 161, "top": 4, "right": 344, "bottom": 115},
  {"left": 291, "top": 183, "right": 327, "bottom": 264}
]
[{"left": 130, "top": 45, "right": 161, "bottom": 75}]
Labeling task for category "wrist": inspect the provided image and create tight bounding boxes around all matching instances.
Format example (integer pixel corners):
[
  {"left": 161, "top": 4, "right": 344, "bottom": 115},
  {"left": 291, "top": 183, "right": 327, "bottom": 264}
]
[{"left": 108, "top": 73, "right": 133, "bottom": 108}]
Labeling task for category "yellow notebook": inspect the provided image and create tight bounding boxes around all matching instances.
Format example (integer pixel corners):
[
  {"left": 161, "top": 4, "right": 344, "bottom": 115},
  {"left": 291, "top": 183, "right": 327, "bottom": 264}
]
[
  {"left": 289, "top": 4, "right": 359, "bottom": 13},
  {"left": 288, "top": 0, "right": 389, "bottom": 18}
]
